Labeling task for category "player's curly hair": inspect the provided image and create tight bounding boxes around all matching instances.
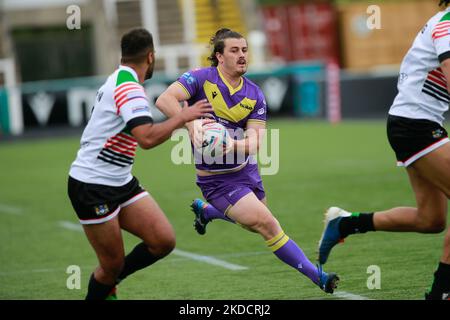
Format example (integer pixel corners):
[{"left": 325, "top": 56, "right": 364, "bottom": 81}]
[
  {"left": 440, "top": 0, "right": 450, "bottom": 7},
  {"left": 208, "top": 28, "right": 245, "bottom": 67}
]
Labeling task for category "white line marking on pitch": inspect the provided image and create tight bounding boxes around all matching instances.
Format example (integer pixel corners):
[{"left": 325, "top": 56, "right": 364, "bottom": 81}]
[
  {"left": 0, "top": 266, "right": 96, "bottom": 276},
  {"left": 168, "top": 250, "right": 267, "bottom": 263},
  {"left": 334, "top": 291, "right": 372, "bottom": 300},
  {"left": 0, "top": 204, "right": 23, "bottom": 215},
  {"left": 58, "top": 220, "right": 83, "bottom": 232},
  {"left": 0, "top": 268, "right": 63, "bottom": 276},
  {"left": 58, "top": 220, "right": 248, "bottom": 271},
  {"left": 172, "top": 249, "right": 248, "bottom": 271},
  {"left": 6, "top": 220, "right": 372, "bottom": 298}
]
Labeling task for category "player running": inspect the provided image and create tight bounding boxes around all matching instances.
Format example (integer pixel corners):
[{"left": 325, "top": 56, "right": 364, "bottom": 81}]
[
  {"left": 156, "top": 28, "right": 339, "bottom": 294},
  {"left": 67, "top": 28, "right": 212, "bottom": 300},
  {"left": 318, "top": 1, "right": 450, "bottom": 300}
]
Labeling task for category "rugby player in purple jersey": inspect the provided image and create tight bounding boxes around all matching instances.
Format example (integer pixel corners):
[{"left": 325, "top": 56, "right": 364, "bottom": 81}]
[{"left": 156, "top": 28, "right": 339, "bottom": 294}]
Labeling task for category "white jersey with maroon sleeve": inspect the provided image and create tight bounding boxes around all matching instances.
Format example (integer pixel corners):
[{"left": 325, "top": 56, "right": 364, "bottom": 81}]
[
  {"left": 389, "top": 9, "right": 450, "bottom": 126},
  {"left": 69, "top": 65, "right": 153, "bottom": 186}
]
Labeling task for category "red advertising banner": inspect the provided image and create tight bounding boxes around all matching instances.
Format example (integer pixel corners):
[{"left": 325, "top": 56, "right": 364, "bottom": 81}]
[{"left": 262, "top": 3, "right": 339, "bottom": 63}]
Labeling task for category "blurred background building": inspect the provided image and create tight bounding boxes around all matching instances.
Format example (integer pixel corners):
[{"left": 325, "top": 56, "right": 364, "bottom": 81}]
[{"left": 0, "top": 0, "right": 442, "bottom": 136}]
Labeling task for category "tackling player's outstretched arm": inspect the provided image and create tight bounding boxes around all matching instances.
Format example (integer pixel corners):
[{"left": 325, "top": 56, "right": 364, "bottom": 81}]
[
  {"left": 156, "top": 82, "right": 213, "bottom": 147},
  {"left": 155, "top": 82, "right": 190, "bottom": 117},
  {"left": 131, "top": 99, "right": 212, "bottom": 149}
]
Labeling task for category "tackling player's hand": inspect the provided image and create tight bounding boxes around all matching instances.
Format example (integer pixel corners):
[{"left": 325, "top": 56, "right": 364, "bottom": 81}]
[
  {"left": 187, "top": 118, "right": 216, "bottom": 148},
  {"left": 179, "top": 99, "right": 213, "bottom": 123}
]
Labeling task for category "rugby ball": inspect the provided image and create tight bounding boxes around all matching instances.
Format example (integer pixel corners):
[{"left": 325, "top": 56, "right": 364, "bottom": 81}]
[{"left": 199, "top": 122, "right": 230, "bottom": 158}]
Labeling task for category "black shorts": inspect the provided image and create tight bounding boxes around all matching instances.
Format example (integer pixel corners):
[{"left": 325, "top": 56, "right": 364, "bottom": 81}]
[
  {"left": 67, "top": 176, "right": 148, "bottom": 224},
  {"left": 387, "top": 115, "right": 449, "bottom": 167}
]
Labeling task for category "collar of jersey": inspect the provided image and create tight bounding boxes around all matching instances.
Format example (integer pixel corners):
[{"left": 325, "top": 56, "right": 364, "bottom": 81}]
[
  {"left": 119, "top": 65, "right": 139, "bottom": 83},
  {"left": 217, "top": 67, "right": 243, "bottom": 96}
]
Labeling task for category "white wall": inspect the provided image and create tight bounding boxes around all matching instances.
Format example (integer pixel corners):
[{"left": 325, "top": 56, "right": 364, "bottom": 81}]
[{"left": 2, "top": 0, "right": 87, "bottom": 11}]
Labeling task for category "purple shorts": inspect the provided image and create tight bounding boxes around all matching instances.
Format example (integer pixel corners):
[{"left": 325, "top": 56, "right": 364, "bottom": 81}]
[{"left": 196, "top": 164, "right": 265, "bottom": 214}]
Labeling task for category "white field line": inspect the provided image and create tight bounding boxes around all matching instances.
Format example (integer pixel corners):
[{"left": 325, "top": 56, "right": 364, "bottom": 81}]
[
  {"left": 56, "top": 220, "right": 372, "bottom": 298},
  {"left": 0, "top": 203, "right": 23, "bottom": 215},
  {"left": 0, "top": 268, "right": 59, "bottom": 276},
  {"left": 0, "top": 265, "right": 96, "bottom": 276},
  {"left": 172, "top": 249, "right": 248, "bottom": 271},
  {"left": 333, "top": 291, "right": 372, "bottom": 300},
  {"left": 58, "top": 220, "right": 248, "bottom": 271},
  {"left": 168, "top": 251, "right": 267, "bottom": 262},
  {"left": 58, "top": 220, "right": 83, "bottom": 232}
]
